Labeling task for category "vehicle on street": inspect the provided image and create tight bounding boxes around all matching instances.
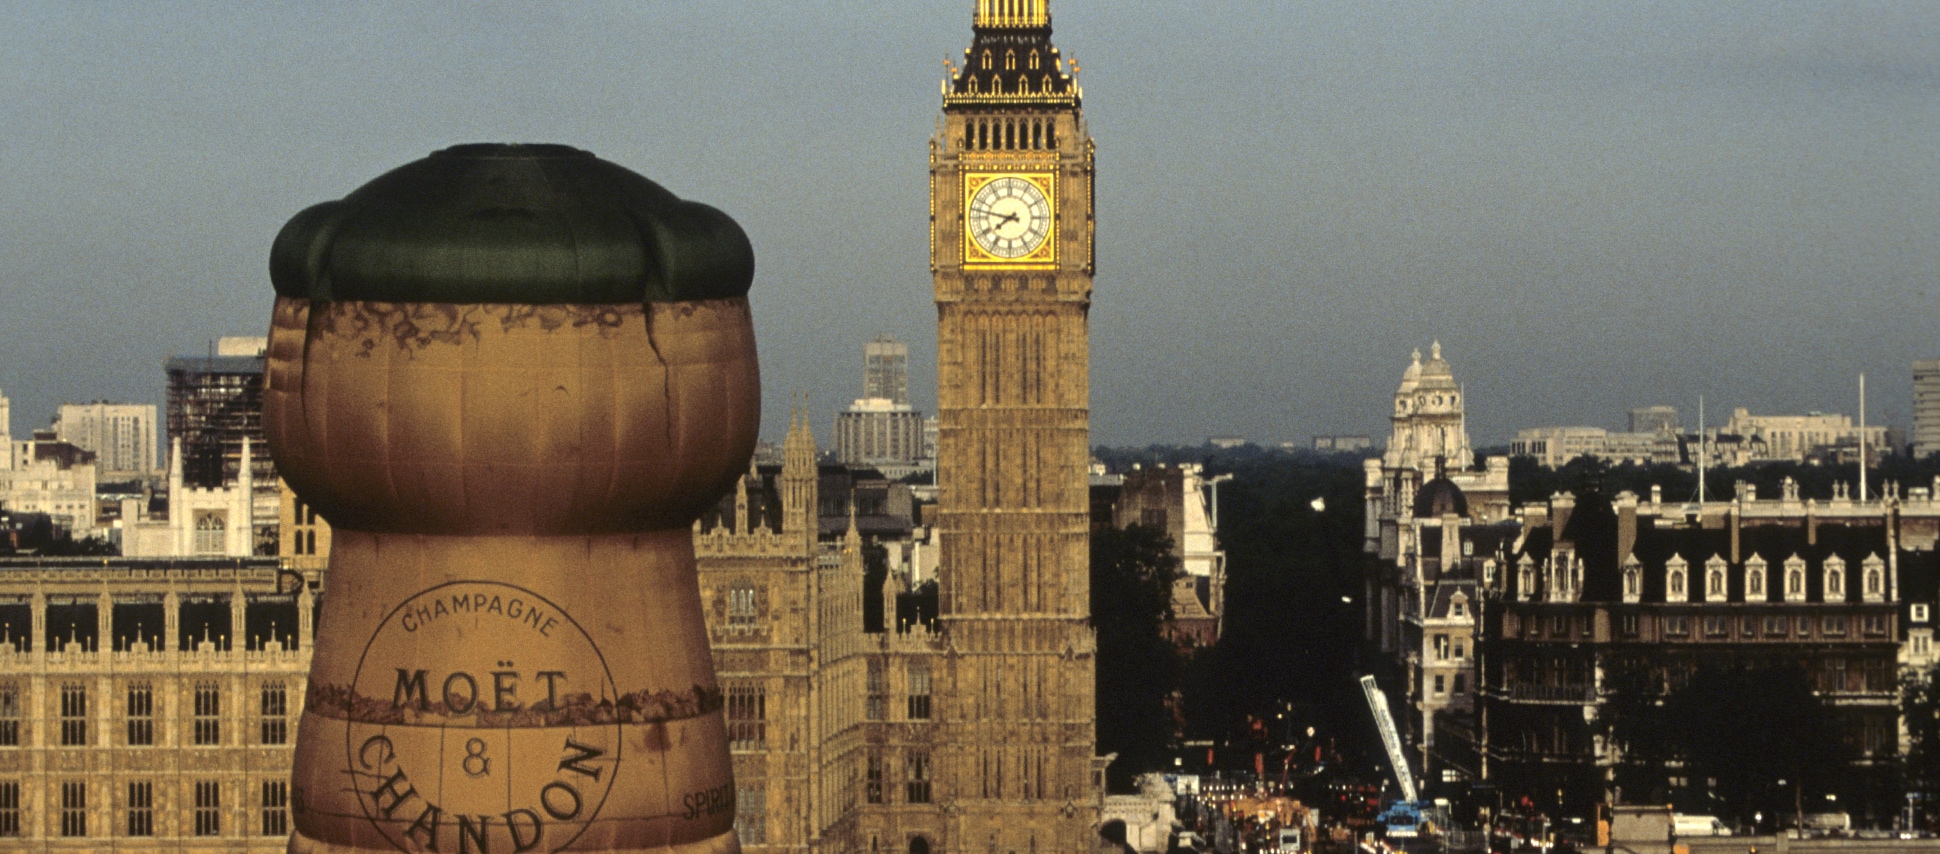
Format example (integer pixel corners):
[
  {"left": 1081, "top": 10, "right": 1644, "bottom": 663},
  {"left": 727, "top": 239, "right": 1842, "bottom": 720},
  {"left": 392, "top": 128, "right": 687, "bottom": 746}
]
[{"left": 1672, "top": 814, "right": 1731, "bottom": 837}]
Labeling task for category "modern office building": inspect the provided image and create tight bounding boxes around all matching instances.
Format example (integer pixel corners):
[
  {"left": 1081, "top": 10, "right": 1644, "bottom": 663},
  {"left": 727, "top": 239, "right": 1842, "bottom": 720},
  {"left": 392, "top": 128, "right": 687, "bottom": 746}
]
[
  {"left": 1717, "top": 407, "right": 1888, "bottom": 465},
  {"left": 0, "top": 388, "right": 13, "bottom": 471},
  {"left": 839, "top": 335, "right": 933, "bottom": 477},
  {"left": 55, "top": 402, "right": 158, "bottom": 481},
  {"left": 865, "top": 333, "right": 911, "bottom": 405},
  {"left": 836, "top": 398, "right": 927, "bottom": 471},
  {"left": 1511, "top": 426, "right": 1679, "bottom": 467},
  {"left": 0, "top": 433, "right": 99, "bottom": 538},
  {"left": 1628, "top": 405, "right": 1681, "bottom": 435},
  {"left": 1915, "top": 359, "right": 1940, "bottom": 459}
]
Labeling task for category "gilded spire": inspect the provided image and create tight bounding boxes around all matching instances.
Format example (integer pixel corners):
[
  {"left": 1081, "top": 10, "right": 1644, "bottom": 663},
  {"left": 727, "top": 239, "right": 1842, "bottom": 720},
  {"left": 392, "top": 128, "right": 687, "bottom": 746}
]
[{"left": 975, "top": 0, "right": 1049, "bottom": 29}]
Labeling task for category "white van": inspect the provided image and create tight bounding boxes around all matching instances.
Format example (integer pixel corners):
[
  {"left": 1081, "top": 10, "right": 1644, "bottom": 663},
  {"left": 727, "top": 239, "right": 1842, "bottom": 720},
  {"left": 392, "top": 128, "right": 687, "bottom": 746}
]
[
  {"left": 1672, "top": 815, "right": 1731, "bottom": 837},
  {"left": 1276, "top": 827, "right": 1303, "bottom": 854}
]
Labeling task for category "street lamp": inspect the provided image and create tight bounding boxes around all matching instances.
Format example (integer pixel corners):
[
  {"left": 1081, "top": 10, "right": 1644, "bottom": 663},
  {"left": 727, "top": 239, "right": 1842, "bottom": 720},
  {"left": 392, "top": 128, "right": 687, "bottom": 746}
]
[{"left": 1205, "top": 473, "right": 1234, "bottom": 530}]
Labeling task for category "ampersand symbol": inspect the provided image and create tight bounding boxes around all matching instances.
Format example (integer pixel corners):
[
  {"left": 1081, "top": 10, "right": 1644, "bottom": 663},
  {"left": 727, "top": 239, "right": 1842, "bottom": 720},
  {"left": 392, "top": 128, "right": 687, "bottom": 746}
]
[{"left": 463, "top": 738, "right": 491, "bottom": 778}]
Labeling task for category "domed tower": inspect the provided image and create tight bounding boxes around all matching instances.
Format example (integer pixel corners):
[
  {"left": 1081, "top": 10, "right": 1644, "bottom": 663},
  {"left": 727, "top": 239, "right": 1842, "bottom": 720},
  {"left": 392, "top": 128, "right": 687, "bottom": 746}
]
[{"left": 1385, "top": 341, "right": 1472, "bottom": 475}]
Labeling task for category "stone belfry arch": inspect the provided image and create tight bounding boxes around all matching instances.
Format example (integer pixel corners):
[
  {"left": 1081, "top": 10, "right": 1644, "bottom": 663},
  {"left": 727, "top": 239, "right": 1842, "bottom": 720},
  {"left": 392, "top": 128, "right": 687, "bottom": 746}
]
[{"left": 932, "top": 0, "right": 1099, "bottom": 851}]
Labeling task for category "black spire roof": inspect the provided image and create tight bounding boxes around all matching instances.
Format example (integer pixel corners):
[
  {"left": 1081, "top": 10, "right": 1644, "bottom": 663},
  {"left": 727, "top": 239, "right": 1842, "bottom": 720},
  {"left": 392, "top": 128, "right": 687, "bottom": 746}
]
[{"left": 945, "top": 1, "right": 1079, "bottom": 108}]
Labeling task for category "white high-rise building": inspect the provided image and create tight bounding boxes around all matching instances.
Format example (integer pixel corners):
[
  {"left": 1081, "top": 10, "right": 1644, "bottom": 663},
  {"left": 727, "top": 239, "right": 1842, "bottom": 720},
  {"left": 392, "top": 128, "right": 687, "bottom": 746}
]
[
  {"left": 864, "top": 332, "right": 910, "bottom": 405},
  {"left": 0, "top": 388, "right": 12, "bottom": 471},
  {"left": 1915, "top": 359, "right": 1940, "bottom": 458},
  {"left": 835, "top": 334, "right": 932, "bottom": 478},
  {"left": 56, "top": 402, "right": 158, "bottom": 480}
]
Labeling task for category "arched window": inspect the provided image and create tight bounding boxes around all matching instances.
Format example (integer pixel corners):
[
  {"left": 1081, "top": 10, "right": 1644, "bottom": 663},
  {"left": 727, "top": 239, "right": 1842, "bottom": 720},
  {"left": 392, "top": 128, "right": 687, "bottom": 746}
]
[
  {"left": 1862, "top": 554, "right": 1886, "bottom": 602},
  {"left": 1669, "top": 571, "right": 1684, "bottom": 596},
  {"left": 911, "top": 837, "right": 931, "bottom": 854},
  {"left": 982, "top": 50, "right": 992, "bottom": 70},
  {"left": 1030, "top": 50, "right": 1041, "bottom": 70},
  {"left": 1624, "top": 568, "right": 1640, "bottom": 598},
  {"left": 1747, "top": 569, "right": 1764, "bottom": 598},
  {"left": 193, "top": 511, "right": 226, "bottom": 556},
  {"left": 1005, "top": 49, "right": 1016, "bottom": 71}
]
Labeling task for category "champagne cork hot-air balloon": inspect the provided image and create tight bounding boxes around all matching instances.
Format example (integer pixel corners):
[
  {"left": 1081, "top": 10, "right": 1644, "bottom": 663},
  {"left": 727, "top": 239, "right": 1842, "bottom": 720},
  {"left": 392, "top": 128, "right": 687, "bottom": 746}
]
[{"left": 265, "top": 144, "right": 756, "bottom": 854}]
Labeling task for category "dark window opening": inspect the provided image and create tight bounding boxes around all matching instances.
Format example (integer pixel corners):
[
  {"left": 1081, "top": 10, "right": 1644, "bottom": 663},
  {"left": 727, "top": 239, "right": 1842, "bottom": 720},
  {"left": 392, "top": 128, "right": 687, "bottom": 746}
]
[
  {"left": 178, "top": 596, "right": 232, "bottom": 651},
  {"left": 245, "top": 596, "right": 298, "bottom": 651},
  {"left": 0, "top": 603, "right": 31, "bottom": 652},
  {"left": 44, "top": 602, "right": 98, "bottom": 653},
  {"left": 113, "top": 601, "right": 165, "bottom": 651}
]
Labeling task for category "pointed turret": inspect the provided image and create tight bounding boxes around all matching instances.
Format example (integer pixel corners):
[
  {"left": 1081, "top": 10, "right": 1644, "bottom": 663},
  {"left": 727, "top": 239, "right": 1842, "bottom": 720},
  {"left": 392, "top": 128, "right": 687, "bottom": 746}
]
[
  {"left": 781, "top": 401, "right": 819, "bottom": 544},
  {"left": 844, "top": 488, "right": 862, "bottom": 553}
]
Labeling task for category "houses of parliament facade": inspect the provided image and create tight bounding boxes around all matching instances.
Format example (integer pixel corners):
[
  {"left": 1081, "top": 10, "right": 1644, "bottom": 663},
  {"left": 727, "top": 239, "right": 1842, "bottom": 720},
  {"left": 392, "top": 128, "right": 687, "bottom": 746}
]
[{"left": 0, "top": 2, "right": 1103, "bottom": 851}]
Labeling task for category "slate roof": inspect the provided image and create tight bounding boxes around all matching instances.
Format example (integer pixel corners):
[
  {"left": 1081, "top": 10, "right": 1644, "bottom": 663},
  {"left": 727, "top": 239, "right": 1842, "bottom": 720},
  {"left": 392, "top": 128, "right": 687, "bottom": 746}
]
[{"left": 946, "top": 19, "right": 1078, "bottom": 107}]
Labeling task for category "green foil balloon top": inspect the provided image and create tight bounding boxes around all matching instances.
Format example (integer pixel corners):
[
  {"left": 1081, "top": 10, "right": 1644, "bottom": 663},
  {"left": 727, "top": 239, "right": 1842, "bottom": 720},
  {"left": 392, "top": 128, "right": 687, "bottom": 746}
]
[{"left": 270, "top": 144, "right": 754, "bottom": 304}]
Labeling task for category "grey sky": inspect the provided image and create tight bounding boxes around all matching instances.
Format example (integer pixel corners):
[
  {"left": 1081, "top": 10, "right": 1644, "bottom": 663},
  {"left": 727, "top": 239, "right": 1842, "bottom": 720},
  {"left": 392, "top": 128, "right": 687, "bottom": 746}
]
[{"left": 3, "top": 2, "right": 1935, "bottom": 448}]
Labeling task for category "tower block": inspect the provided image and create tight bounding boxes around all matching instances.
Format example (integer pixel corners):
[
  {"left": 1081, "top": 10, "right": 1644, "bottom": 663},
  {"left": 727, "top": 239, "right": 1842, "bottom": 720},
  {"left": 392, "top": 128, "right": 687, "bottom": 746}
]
[
  {"left": 932, "top": 1, "right": 1100, "bottom": 850},
  {"left": 265, "top": 145, "right": 759, "bottom": 854}
]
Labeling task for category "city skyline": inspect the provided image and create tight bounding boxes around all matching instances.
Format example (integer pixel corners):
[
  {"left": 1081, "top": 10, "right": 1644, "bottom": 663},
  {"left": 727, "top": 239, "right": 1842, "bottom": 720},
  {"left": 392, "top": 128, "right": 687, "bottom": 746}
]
[{"left": 4, "top": 1, "right": 1937, "bottom": 446}]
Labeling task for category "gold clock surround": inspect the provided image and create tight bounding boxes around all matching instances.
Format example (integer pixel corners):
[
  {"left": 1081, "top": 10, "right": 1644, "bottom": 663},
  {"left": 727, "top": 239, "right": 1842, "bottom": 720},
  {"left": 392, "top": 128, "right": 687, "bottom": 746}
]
[{"left": 963, "top": 171, "right": 1056, "bottom": 267}]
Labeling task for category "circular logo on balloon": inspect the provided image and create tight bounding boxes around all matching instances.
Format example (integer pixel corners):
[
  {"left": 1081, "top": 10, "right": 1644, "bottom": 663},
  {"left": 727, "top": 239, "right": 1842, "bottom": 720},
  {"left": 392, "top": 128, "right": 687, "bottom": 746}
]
[{"left": 344, "top": 581, "right": 621, "bottom": 853}]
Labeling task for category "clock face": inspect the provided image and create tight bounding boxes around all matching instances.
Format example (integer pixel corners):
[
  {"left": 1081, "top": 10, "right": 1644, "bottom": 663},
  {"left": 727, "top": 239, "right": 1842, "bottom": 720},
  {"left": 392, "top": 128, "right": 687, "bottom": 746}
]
[{"left": 967, "top": 176, "right": 1052, "bottom": 260}]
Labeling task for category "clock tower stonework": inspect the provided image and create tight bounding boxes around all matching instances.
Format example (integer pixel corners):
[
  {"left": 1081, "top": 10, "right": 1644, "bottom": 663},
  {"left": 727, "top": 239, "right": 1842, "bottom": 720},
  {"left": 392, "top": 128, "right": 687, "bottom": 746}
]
[{"left": 932, "top": 2, "right": 1100, "bottom": 852}]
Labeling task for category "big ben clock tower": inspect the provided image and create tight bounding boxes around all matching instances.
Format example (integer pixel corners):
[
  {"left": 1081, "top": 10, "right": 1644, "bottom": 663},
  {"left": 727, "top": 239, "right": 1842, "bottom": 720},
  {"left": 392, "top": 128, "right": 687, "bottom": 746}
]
[{"left": 932, "top": 1, "right": 1099, "bottom": 852}]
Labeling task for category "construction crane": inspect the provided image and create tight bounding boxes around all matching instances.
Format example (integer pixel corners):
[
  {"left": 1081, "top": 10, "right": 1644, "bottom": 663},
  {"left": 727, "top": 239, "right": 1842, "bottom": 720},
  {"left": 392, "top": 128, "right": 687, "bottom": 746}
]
[{"left": 1358, "top": 675, "right": 1428, "bottom": 840}]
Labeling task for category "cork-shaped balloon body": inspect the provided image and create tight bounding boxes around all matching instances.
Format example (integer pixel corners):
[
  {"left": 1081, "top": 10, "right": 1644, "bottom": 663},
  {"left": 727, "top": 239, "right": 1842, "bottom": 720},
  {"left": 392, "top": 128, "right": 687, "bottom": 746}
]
[{"left": 266, "top": 144, "right": 757, "bottom": 854}]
